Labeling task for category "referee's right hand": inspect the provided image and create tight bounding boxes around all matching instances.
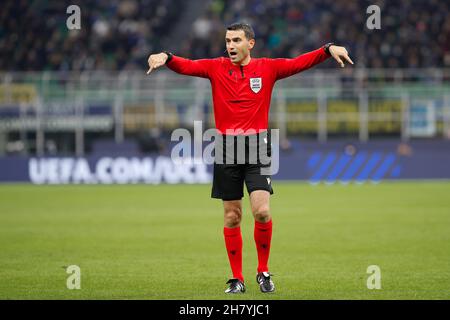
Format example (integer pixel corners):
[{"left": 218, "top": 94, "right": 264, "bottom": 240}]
[{"left": 147, "top": 52, "right": 169, "bottom": 74}]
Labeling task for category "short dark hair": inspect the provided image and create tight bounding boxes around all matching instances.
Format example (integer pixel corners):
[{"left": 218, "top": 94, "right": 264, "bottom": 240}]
[{"left": 226, "top": 22, "right": 255, "bottom": 40}]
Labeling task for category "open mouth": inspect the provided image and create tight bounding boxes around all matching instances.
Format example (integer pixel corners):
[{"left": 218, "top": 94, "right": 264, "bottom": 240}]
[{"left": 229, "top": 52, "right": 237, "bottom": 57}]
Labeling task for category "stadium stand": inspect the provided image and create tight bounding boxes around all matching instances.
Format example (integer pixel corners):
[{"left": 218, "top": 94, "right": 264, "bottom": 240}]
[
  {"left": 0, "top": 0, "right": 185, "bottom": 71},
  {"left": 1, "top": 0, "right": 449, "bottom": 70},
  {"left": 0, "top": 1, "right": 449, "bottom": 156}
]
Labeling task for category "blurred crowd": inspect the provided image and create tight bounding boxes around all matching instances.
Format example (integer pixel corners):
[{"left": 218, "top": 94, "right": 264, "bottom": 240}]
[
  {"left": 182, "top": 0, "right": 450, "bottom": 69},
  {"left": 0, "top": 0, "right": 184, "bottom": 71},
  {"left": 1, "top": 0, "right": 449, "bottom": 71}
]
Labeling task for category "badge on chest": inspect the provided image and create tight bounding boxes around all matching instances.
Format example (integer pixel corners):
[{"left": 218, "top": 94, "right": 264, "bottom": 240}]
[{"left": 250, "top": 77, "right": 262, "bottom": 93}]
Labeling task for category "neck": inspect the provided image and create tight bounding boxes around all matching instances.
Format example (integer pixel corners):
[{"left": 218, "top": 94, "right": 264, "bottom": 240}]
[{"left": 233, "top": 54, "right": 251, "bottom": 66}]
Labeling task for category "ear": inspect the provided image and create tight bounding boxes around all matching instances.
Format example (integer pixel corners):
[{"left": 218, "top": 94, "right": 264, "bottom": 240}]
[{"left": 248, "top": 39, "right": 255, "bottom": 50}]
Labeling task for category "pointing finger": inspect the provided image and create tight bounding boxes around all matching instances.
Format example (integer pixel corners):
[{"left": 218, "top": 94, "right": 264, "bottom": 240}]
[
  {"left": 334, "top": 56, "right": 344, "bottom": 68},
  {"left": 344, "top": 54, "right": 354, "bottom": 65}
]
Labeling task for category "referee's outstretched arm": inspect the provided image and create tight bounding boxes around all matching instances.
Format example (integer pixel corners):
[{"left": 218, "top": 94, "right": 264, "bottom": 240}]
[
  {"left": 270, "top": 44, "right": 354, "bottom": 81},
  {"left": 147, "top": 52, "right": 215, "bottom": 79}
]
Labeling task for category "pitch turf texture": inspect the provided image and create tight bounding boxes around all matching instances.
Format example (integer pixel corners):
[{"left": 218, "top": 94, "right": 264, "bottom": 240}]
[{"left": 0, "top": 182, "right": 449, "bottom": 300}]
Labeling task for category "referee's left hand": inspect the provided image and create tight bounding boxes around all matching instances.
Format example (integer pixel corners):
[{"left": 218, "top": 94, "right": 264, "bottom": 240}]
[{"left": 329, "top": 45, "right": 354, "bottom": 68}]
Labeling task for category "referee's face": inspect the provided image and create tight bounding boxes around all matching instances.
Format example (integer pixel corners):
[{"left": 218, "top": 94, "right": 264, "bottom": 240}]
[{"left": 225, "top": 30, "right": 255, "bottom": 65}]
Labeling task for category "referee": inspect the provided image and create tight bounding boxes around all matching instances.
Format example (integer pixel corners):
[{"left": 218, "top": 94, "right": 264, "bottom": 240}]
[{"left": 147, "top": 22, "right": 353, "bottom": 294}]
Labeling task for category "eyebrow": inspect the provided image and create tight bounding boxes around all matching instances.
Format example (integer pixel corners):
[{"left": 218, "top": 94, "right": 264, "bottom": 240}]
[{"left": 225, "top": 37, "right": 242, "bottom": 41}]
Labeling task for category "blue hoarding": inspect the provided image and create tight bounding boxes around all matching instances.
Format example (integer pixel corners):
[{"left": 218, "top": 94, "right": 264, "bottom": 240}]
[{"left": 0, "top": 140, "right": 449, "bottom": 184}]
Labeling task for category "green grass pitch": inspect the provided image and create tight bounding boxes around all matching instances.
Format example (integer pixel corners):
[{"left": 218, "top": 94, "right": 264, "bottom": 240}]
[{"left": 0, "top": 182, "right": 449, "bottom": 300}]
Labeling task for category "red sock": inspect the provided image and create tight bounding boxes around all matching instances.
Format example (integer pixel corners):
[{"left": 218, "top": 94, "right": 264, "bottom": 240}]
[
  {"left": 224, "top": 226, "right": 244, "bottom": 282},
  {"left": 254, "top": 219, "right": 273, "bottom": 273}
]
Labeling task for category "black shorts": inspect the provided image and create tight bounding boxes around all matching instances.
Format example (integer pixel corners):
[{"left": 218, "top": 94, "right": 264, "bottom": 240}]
[{"left": 211, "top": 131, "right": 274, "bottom": 201}]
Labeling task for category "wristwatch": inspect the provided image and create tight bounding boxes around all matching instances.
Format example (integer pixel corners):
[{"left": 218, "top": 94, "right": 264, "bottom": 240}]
[
  {"left": 163, "top": 51, "right": 173, "bottom": 63},
  {"left": 323, "top": 43, "right": 335, "bottom": 55}
]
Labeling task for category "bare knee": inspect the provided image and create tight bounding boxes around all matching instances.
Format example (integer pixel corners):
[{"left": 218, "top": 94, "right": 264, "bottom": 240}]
[
  {"left": 253, "top": 206, "right": 271, "bottom": 223},
  {"left": 224, "top": 207, "right": 242, "bottom": 228}
]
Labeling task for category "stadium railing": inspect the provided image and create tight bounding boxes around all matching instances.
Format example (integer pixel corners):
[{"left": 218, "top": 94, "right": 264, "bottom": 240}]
[{"left": 0, "top": 69, "right": 449, "bottom": 156}]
